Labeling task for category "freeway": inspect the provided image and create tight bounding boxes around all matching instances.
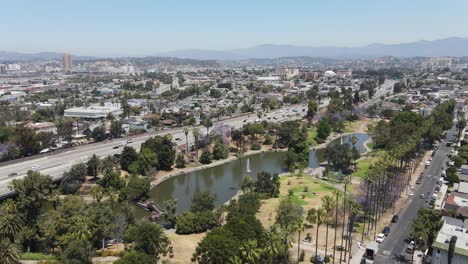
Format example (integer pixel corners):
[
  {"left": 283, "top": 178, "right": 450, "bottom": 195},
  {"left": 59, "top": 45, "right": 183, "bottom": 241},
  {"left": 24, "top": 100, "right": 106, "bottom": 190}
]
[
  {"left": 0, "top": 79, "right": 395, "bottom": 198},
  {"left": 0, "top": 104, "right": 307, "bottom": 198},
  {"left": 373, "top": 124, "right": 458, "bottom": 263}
]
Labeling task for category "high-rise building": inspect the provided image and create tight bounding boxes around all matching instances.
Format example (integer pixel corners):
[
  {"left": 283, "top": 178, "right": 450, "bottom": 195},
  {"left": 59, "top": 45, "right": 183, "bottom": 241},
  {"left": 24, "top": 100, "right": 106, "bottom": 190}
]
[{"left": 62, "top": 53, "right": 72, "bottom": 72}]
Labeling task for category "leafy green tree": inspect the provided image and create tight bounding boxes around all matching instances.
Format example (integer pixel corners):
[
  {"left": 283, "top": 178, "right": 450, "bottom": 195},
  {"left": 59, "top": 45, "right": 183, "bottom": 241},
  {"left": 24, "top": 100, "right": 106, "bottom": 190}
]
[
  {"left": 193, "top": 227, "right": 239, "bottom": 264},
  {"left": 36, "top": 131, "right": 56, "bottom": 149},
  {"left": 254, "top": 172, "right": 280, "bottom": 198},
  {"left": 10, "top": 171, "right": 54, "bottom": 225},
  {"left": 86, "top": 154, "right": 100, "bottom": 179},
  {"left": 59, "top": 163, "right": 87, "bottom": 194},
  {"left": 212, "top": 139, "right": 229, "bottom": 160},
  {"left": 175, "top": 153, "right": 186, "bottom": 168},
  {"left": 307, "top": 100, "right": 318, "bottom": 120},
  {"left": 115, "top": 250, "right": 154, "bottom": 264},
  {"left": 163, "top": 199, "right": 177, "bottom": 228},
  {"left": 191, "top": 191, "right": 216, "bottom": 213},
  {"left": 120, "top": 176, "right": 150, "bottom": 202},
  {"left": 316, "top": 117, "right": 333, "bottom": 142},
  {"left": 275, "top": 198, "right": 303, "bottom": 230},
  {"left": 138, "top": 149, "right": 158, "bottom": 175},
  {"left": 176, "top": 211, "right": 217, "bottom": 234},
  {"left": 199, "top": 147, "right": 212, "bottom": 164},
  {"left": 59, "top": 240, "right": 91, "bottom": 264},
  {"left": 120, "top": 146, "right": 138, "bottom": 171},
  {"left": 124, "top": 222, "right": 169, "bottom": 259},
  {"left": 92, "top": 126, "right": 107, "bottom": 142},
  {"left": 14, "top": 124, "right": 40, "bottom": 156},
  {"left": 110, "top": 120, "right": 123, "bottom": 138},
  {"left": 56, "top": 118, "right": 74, "bottom": 144}
]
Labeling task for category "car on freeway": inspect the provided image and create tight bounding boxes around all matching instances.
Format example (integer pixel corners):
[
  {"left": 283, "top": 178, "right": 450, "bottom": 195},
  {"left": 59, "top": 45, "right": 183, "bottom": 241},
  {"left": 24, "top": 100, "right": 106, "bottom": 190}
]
[
  {"left": 112, "top": 145, "right": 120, "bottom": 149},
  {"left": 391, "top": 215, "right": 399, "bottom": 223},
  {"left": 383, "top": 226, "right": 390, "bottom": 236},
  {"left": 127, "top": 139, "right": 133, "bottom": 144},
  {"left": 32, "top": 165, "right": 41, "bottom": 170},
  {"left": 243, "top": 119, "right": 247, "bottom": 122},
  {"left": 8, "top": 172, "right": 18, "bottom": 177},
  {"left": 376, "top": 233, "right": 385, "bottom": 243},
  {"left": 175, "top": 138, "right": 182, "bottom": 141}
]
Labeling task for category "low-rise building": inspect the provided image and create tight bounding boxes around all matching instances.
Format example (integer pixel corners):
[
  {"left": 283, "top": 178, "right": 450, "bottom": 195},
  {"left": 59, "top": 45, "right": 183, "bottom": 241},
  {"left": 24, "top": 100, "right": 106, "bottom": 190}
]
[
  {"left": 64, "top": 106, "right": 122, "bottom": 119},
  {"left": 432, "top": 218, "right": 468, "bottom": 264}
]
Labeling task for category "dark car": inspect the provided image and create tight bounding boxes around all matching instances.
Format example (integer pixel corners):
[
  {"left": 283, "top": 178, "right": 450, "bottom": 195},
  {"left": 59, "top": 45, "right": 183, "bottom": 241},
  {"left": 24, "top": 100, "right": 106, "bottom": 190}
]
[
  {"left": 8, "top": 172, "right": 18, "bottom": 177},
  {"left": 416, "top": 177, "right": 422, "bottom": 184},
  {"left": 391, "top": 215, "right": 399, "bottom": 223},
  {"left": 383, "top": 226, "right": 390, "bottom": 236}
]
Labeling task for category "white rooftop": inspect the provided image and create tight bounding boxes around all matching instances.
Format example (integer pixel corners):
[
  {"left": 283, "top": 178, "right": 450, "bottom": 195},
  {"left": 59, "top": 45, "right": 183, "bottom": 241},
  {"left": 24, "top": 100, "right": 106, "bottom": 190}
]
[{"left": 433, "top": 221, "right": 468, "bottom": 256}]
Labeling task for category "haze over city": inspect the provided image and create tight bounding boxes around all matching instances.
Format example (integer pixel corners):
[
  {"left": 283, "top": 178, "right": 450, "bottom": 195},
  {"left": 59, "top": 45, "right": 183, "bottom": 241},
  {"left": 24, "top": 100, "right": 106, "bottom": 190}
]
[{"left": 2, "top": 0, "right": 468, "bottom": 56}]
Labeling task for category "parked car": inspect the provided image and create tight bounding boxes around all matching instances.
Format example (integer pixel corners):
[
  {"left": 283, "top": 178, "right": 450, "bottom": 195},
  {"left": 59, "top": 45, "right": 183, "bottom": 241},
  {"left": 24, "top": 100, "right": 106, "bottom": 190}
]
[
  {"left": 376, "top": 233, "right": 385, "bottom": 243},
  {"left": 406, "top": 242, "right": 414, "bottom": 254},
  {"left": 391, "top": 215, "right": 399, "bottom": 223},
  {"left": 420, "top": 194, "right": 425, "bottom": 199},
  {"left": 383, "top": 226, "right": 390, "bottom": 236}
]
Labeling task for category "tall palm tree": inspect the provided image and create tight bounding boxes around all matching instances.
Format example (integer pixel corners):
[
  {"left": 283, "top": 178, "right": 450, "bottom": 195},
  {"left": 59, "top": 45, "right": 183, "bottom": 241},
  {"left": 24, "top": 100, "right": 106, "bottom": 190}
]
[
  {"left": 345, "top": 199, "right": 361, "bottom": 263},
  {"left": 192, "top": 128, "right": 200, "bottom": 161},
  {"left": 263, "top": 226, "right": 283, "bottom": 263},
  {"left": 203, "top": 117, "right": 213, "bottom": 140},
  {"left": 295, "top": 217, "right": 305, "bottom": 262},
  {"left": 321, "top": 195, "right": 335, "bottom": 258},
  {"left": 240, "top": 239, "right": 262, "bottom": 264},
  {"left": 332, "top": 190, "right": 340, "bottom": 264},
  {"left": 87, "top": 154, "right": 100, "bottom": 180},
  {"left": 184, "top": 128, "right": 189, "bottom": 156},
  {"left": 306, "top": 208, "right": 317, "bottom": 245},
  {"left": 309, "top": 208, "right": 327, "bottom": 260},
  {"left": 0, "top": 214, "right": 22, "bottom": 243},
  {"left": 340, "top": 177, "right": 350, "bottom": 262},
  {"left": 0, "top": 240, "right": 20, "bottom": 264}
]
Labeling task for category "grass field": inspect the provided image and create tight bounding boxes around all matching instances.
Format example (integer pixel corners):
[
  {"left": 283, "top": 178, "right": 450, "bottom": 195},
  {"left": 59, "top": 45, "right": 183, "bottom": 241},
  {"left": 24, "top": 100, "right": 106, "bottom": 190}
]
[
  {"left": 21, "top": 252, "right": 57, "bottom": 260},
  {"left": 308, "top": 128, "right": 318, "bottom": 146},
  {"left": 256, "top": 174, "right": 338, "bottom": 227}
]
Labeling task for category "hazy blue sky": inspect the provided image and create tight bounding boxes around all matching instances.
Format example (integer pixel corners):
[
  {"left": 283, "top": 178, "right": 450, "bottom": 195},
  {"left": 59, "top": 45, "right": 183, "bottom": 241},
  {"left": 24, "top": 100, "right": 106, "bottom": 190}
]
[{"left": 2, "top": 0, "right": 468, "bottom": 56}]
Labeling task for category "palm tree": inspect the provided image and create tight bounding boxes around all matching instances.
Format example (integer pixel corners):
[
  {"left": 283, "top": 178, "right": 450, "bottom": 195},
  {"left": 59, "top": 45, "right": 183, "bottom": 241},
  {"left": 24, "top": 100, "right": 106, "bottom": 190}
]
[
  {"left": 306, "top": 208, "right": 317, "bottom": 245},
  {"left": 192, "top": 128, "right": 200, "bottom": 161},
  {"left": 87, "top": 154, "right": 100, "bottom": 180},
  {"left": 203, "top": 117, "right": 213, "bottom": 140},
  {"left": 0, "top": 214, "right": 22, "bottom": 243},
  {"left": 295, "top": 217, "right": 305, "bottom": 262},
  {"left": 332, "top": 190, "right": 340, "bottom": 264},
  {"left": 340, "top": 177, "right": 350, "bottom": 262},
  {"left": 321, "top": 195, "right": 335, "bottom": 258},
  {"left": 72, "top": 217, "right": 92, "bottom": 241},
  {"left": 90, "top": 186, "right": 104, "bottom": 203},
  {"left": 240, "top": 239, "right": 262, "bottom": 264},
  {"left": 0, "top": 240, "right": 20, "bottom": 264},
  {"left": 263, "top": 226, "right": 283, "bottom": 263},
  {"left": 184, "top": 128, "right": 189, "bottom": 156},
  {"left": 308, "top": 207, "right": 327, "bottom": 260},
  {"left": 345, "top": 199, "right": 361, "bottom": 263}
]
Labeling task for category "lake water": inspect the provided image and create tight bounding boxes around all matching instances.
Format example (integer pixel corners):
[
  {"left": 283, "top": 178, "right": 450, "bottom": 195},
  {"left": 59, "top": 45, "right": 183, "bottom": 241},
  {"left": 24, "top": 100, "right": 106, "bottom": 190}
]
[{"left": 146, "top": 133, "right": 370, "bottom": 214}]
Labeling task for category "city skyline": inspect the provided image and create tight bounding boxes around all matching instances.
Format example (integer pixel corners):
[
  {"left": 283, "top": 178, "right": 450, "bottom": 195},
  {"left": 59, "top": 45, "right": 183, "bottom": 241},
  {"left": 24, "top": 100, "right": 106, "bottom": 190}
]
[{"left": 2, "top": 0, "right": 468, "bottom": 56}]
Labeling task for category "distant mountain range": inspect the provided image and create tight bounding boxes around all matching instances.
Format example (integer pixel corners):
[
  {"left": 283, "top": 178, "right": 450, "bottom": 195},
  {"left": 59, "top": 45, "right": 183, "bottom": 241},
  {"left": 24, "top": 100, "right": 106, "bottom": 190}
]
[
  {"left": 157, "top": 37, "right": 468, "bottom": 60},
  {"left": 0, "top": 51, "right": 95, "bottom": 62},
  {"left": 2, "top": 37, "right": 468, "bottom": 62}
]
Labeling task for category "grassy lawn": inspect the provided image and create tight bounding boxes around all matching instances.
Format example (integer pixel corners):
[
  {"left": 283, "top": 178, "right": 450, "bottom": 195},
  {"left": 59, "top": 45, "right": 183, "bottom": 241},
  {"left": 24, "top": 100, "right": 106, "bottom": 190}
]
[
  {"left": 21, "top": 252, "right": 57, "bottom": 260},
  {"left": 163, "top": 233, "right": 206, "bottom": 264},
  {"left": 308, "top": 128, "right": 318, "bottom": 146},
  {"left": 351, "top": 158, "right": 373, "bottom": 179},
  {"left": 366, "top": 141, "right": 376, "bottom": 150},
  {"left": 256, "top": 174, "right": 339, "bottom": 227}
]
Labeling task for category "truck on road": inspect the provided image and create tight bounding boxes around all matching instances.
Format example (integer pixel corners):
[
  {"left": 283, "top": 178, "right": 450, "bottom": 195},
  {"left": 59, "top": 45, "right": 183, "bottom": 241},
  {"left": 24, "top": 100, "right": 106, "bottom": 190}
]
[{"left": 361, "top": 241, "right": 379, "bottom": 263}]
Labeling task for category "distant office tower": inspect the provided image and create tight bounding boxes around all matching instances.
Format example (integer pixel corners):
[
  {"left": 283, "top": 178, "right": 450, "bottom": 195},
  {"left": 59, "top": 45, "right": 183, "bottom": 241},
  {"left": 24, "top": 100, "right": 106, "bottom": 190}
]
[{"left": 62, "top": 53, "right": 72, "bottom": 72}]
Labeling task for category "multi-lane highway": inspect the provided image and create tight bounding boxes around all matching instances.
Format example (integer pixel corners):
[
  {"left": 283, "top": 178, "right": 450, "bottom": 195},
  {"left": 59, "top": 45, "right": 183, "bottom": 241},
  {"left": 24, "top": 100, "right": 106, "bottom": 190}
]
[
  {"left": 0, "top": 79, "right": 395, "bottom": 198},
  {"left": 373, "top": 124, "right": 457, "bottom": 263},
  {"left": 0, "top": 104, "right": 307, "bottom": 198}
]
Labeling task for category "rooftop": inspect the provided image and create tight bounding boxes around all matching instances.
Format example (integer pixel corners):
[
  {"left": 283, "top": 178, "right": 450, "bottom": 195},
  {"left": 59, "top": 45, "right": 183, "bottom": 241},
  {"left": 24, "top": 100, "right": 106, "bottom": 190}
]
[{"left": 433, "top": 221, "right": 468, "bottom": 257}]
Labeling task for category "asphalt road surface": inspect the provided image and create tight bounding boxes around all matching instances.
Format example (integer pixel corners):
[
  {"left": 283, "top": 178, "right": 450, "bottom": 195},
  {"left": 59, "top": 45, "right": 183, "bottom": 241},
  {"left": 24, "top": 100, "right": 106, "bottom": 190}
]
[
  {"left": 373, "top": 124, "right": 457, "bottom": 264},
  {"left": 0, "top": 104, "right": 308, "bottom": 198}
]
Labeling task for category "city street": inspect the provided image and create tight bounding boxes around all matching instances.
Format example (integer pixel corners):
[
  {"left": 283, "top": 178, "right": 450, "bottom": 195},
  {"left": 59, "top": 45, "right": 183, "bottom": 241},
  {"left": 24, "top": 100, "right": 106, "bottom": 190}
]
[{"left": 373, "top": 124, "right": 457, "bottom": 263}]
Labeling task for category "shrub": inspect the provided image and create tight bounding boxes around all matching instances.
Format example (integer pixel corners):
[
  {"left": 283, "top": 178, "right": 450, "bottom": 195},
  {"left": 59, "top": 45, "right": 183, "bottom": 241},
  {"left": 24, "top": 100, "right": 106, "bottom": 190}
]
[
  {"left": 175, "top": 153, "right": 186, "bottom": 168},
  {"left": 299, "top": 250, "right": 305, "bottom": 261},
  {"left": 176, "top": 211, "right": 217, "bottom": 234},
  {"left": 251, "top": 141, "right": 261, "bottom": 150}
]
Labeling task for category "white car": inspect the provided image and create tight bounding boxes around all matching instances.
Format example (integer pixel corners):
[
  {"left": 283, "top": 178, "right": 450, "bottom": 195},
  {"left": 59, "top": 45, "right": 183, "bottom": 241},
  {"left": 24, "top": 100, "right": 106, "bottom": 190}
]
[
  {"left": 376, "top": 233, "right": 385, "bottom": 243},
  {"left": 32, "top": 165, "right": 41, "bottom": 170}
]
